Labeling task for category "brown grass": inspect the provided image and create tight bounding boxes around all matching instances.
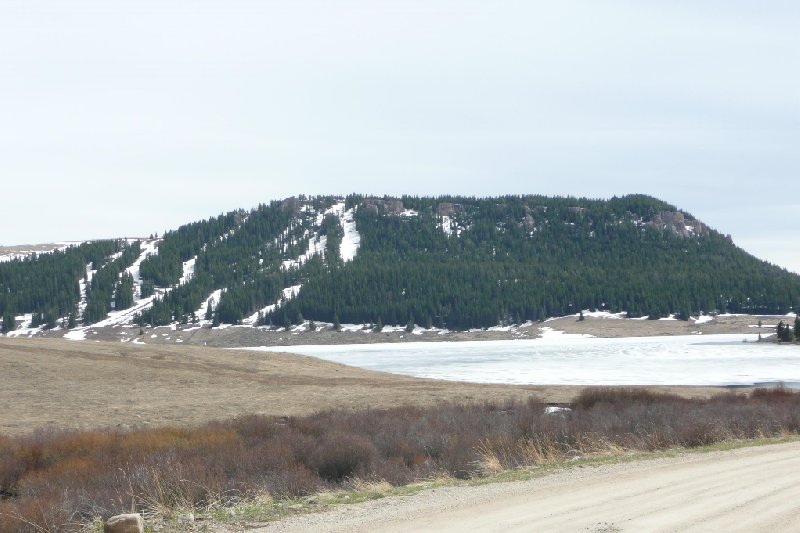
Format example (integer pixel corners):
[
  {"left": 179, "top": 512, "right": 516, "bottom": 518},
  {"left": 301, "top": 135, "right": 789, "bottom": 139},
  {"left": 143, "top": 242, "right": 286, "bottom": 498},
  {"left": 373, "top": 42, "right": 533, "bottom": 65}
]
[
  {"left": 0, "top": 338, "right": 732, "bottom": 436},
  {"left": 2, "top": 388, "right": 800, "bottom": 531}
]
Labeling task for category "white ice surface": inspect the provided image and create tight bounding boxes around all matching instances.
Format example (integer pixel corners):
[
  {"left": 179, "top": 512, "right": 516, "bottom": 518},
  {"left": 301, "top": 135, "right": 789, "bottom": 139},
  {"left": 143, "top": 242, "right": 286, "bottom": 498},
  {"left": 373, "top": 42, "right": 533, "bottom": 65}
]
[{"left": 244, "top": 334, "right": 798, "bottom": 386}]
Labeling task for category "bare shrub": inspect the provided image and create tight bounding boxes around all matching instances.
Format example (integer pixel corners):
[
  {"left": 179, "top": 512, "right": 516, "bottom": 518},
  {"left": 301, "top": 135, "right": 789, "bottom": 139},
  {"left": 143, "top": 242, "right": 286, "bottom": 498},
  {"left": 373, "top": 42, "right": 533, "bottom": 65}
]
[{"left": 2, "top": 388, "right": 800, "bottom": 530}]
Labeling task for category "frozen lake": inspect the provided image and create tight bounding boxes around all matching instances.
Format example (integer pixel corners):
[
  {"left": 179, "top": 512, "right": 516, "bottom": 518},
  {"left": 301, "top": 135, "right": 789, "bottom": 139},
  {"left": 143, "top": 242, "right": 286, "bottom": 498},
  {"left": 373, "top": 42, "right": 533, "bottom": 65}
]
[{"left": 248, "top": 334, "right": 800, "bottom": 386}]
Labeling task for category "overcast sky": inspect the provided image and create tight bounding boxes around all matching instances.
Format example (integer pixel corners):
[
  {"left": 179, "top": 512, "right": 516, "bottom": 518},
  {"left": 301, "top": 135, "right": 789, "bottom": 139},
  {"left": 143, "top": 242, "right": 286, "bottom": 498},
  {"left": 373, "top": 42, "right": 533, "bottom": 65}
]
[{"left": 2, "top": 1, "right": 798, "bottom": 272}]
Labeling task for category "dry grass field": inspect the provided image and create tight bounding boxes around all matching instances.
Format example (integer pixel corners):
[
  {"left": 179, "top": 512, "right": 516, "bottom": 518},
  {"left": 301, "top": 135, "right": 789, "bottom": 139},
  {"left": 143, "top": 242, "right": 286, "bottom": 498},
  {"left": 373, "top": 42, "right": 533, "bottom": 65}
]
[{"left": 0, "top": 338, "right": 734, "bottom": 436}]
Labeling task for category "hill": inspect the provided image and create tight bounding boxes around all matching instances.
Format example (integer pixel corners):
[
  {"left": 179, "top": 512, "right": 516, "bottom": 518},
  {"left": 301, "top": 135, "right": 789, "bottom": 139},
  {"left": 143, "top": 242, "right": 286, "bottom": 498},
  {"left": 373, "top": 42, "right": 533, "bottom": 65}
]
[{"left": 2, "top": 194, "right": 799, "bottom": 334}]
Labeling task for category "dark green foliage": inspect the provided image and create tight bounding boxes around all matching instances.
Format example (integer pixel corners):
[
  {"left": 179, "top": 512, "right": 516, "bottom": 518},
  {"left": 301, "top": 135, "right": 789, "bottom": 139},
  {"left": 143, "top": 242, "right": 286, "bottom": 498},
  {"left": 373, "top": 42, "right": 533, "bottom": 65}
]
[
  {"left": 5, "top": 194, "right": 800, "bottom": 331},
  {"left": 136, "top": 197, "right": 338, "bottom": 327},
  {"left": 795, "top": 317, "right": 800, "bottom": 340},
  {"left": 777, "top": 321, "right": 796, "bottom": 342},
  {"left": 2, "top": 312, "right": 15, "bottom": 333},
  {"left": 282, "top": 194, "right": 800, "bottom": 329},
  {"left": 140, "top": 279, "right": 155, "bottom": 299},
  {"left": 114, "top": 273, "right": 135, "bottom": 311},
  {"left": 0, "top": 240, "right": 120, "bottom": 326},
  {"left": 83, "top": 241, "right": 142, "bottom": 324}
]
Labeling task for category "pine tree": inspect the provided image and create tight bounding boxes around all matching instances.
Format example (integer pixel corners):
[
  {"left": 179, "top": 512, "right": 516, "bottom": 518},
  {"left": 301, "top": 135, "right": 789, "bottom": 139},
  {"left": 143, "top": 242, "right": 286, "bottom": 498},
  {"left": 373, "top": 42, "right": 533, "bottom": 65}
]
[
  {"left": 406, "top": 314, "right": 415, "bottom": 333},
  {"left": 1, "top": 313, "right": 14, "bottom": 334},
  {"left": 795, "top": 316, "right": 800, "bottom": 340},
  {"left": 777, "top": 321, "right": 795, "bottom": 342}
]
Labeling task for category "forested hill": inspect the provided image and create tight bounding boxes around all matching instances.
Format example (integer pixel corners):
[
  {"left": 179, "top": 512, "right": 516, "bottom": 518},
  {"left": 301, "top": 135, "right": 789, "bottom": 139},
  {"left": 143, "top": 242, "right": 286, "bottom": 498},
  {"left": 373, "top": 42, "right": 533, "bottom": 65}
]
[{"left": 2, "top": 194, "right": 799, "bottom": 334}]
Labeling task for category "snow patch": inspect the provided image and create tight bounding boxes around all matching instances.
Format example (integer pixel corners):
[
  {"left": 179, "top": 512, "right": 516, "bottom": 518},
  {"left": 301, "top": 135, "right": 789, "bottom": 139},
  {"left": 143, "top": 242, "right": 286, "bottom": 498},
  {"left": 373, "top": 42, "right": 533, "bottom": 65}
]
[
  {"left": 179, "top": 257, "right": 196, "bottom": 285},
  {"left": 579, "top": 310, "right": 627, "bottom": 319},
  {"left": 64, "top": 328, "right": 87, "bottom": 341},
  {"left": 91, "top": 295, "right": 158, "bottom": 328},
  {"left": 441, "top": 215, "right": 453, "bottom": 237},
  {"left": 196, "top": 289, "right": 222, "bottom": 324},
  {"left": 126, "top": 239, "right": 159, "bottom": 290},
  {"left": 538, "top": 326, "right": 594, "bottom": 339},
  {"left": 337, "top": 205, "right": 360, "bottom": 262},
  {"left": 282, "top": 232, "right": 327, "bottom": 271},
  {"left": 693, "top": 314, "right": 714, "bottom": 324},
  {"left": 242, "top": 284, "right": 303, "bottom": 325}
]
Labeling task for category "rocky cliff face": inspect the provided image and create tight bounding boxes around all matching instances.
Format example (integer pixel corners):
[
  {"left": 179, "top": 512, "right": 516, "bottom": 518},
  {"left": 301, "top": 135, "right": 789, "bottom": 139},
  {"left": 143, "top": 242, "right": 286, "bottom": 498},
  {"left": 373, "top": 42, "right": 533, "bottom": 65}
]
[{"left": 647, "top": 211, "right": 709, "bottom": 238}]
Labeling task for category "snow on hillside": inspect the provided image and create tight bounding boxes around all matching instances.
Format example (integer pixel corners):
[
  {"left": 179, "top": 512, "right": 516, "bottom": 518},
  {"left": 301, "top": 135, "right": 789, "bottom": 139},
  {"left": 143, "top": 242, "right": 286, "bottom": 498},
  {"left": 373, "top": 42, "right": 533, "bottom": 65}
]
[
  {"left": 274, "top": 201, "right": 359, "bottom": 318},
  {"left": 6, "top": 314, "right": 38, "bottom": 337},
  {"left": 0, "top": 242, "right": 81, "bottom": 262},
  {"left": 126, "top": 239, "right": 158, "bottom": 289},
  {"left": 243, "top": 284, "right": 302, "bottom": 325},
  {"left": 179, "top": 256, "right": 196, "bottom": 285},
  {"left": 196, "top": 289, "right": 222, "bottom": 323},
  {"left": 339, "top": 206, "right": 360, "bottom": 262},
  {"left": 441, "top": 215, "right": 453, "bottom": 237},
  {"left": 282, "top": 232, "right": 327, "bottom": 271},
  {"left": 90, "top": 294, "right": 158, "bottom": 328}
]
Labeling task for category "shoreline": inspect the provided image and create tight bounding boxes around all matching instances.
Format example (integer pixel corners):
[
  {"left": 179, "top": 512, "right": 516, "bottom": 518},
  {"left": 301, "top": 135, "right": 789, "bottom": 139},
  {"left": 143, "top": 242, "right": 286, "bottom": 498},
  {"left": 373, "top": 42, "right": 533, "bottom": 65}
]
[{"left": 13, "top": 312, "right": 792, "bottom": 348}]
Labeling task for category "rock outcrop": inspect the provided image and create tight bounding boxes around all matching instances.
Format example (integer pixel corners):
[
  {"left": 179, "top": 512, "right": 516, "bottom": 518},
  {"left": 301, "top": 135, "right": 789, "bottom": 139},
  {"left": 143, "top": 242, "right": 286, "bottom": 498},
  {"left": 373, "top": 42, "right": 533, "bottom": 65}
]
[
  {"left": 647, "top": 211, "right": 709, "bottom": 238},
  {"left": 363, "top": 198, "right": 404, "bottom": 215}
]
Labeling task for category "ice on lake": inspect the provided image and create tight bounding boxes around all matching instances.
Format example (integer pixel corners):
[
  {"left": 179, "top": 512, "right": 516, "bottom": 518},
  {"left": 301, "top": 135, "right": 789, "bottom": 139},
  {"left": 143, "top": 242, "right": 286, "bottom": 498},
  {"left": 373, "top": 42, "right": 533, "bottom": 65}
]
[{"left": 247, "top": 334, "right": 800, "bottom": 386}]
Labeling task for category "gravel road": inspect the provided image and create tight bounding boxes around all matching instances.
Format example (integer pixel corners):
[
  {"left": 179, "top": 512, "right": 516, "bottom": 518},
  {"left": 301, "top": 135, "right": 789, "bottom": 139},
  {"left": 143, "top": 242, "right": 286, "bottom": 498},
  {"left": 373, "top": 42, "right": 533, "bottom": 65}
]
[{"left": 262, "top": 441, "right": 800, "bottom": 532}]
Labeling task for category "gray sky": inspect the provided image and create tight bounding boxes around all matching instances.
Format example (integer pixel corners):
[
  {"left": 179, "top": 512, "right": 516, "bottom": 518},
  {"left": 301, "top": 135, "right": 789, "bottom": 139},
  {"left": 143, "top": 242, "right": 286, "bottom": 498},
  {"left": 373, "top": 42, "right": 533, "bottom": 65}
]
[{"left": 2, "top": 1, "right": 798, "bottom": 272}]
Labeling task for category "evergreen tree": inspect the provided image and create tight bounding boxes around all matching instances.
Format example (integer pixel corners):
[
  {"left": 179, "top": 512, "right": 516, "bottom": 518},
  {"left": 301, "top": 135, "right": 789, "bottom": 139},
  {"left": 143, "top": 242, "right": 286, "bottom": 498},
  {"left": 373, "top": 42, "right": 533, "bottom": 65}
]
[
  {"left": 795, "top": 316, "right": 800, "bottom": 340},
  {"left": 140, "top": 279, "right": 155, "bottom": 299},
  {"left": 1, "top": 313, "right": 14, "bottom": 334},
  {"left": 777, "top": 321, "right": 795, "bottom": 342}
]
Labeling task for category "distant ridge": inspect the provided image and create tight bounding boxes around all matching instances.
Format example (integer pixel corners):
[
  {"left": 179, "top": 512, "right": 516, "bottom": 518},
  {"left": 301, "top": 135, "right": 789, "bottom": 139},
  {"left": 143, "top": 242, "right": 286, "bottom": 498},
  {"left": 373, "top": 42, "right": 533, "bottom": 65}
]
[{"left": 2, "top": 194, "right": 799, "bottom": 334}]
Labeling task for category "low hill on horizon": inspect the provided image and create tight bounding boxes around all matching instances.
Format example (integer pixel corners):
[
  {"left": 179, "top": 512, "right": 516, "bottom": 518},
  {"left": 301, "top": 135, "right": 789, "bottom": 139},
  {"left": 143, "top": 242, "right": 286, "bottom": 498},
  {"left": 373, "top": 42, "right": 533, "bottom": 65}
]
[{"left": 2, "top": 193, "right": 799, "bottom": 334}]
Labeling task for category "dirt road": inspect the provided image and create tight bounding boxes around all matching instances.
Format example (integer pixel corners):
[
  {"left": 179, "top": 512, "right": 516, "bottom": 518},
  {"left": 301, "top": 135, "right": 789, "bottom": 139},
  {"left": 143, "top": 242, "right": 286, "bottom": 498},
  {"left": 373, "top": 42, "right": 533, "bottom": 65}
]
[{"left": 265, "top": 441, "right": 800, "bottom": 532}]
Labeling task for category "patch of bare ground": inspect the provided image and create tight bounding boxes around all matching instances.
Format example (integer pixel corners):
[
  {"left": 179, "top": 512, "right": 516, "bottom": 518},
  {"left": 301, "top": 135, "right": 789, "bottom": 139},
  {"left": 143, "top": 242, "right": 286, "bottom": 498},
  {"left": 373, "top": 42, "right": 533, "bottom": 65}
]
[
  {"left": 546, "top": 313, "right": 783, "bottom": 338},
  {"left": 31, "top": 313, "right": 784, "bottom": 347},
  {"left": 0, "top": 338, "right": 734, "bottom": 436}
]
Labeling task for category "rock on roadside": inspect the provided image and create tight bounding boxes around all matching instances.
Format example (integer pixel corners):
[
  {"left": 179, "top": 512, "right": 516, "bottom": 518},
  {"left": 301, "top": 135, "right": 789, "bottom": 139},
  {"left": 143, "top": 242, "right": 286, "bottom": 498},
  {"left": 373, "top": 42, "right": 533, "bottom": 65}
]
[{"left": 104, "top": 513, "right": 144, "bottom": 533}]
